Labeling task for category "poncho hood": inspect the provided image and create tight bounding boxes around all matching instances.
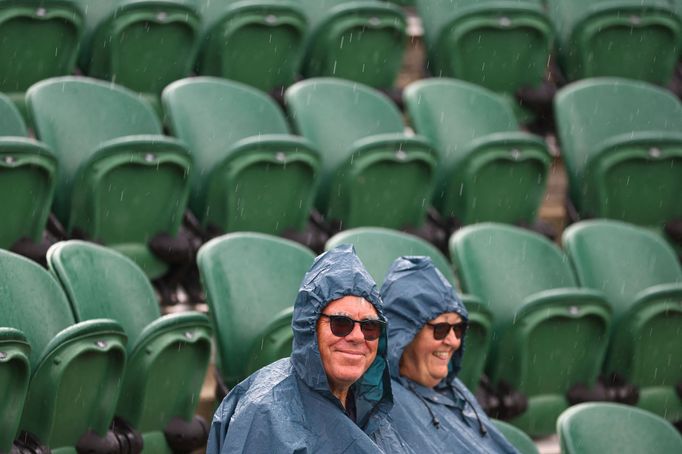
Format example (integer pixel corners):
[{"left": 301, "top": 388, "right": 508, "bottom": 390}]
[
  {"left": 380, "top": 256, "right": 469, "bottom": 386},
  {"left": 291, "top": 243, "right": 393, "bottom": 430}
]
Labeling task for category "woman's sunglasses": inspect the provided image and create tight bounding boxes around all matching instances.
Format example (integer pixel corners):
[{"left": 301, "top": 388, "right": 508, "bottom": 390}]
[
  {"left": 426, "top": 322, "right": 467, "bottom": 340},
  {"left": 319, "top": 314, "right": 385, "bottom": 341}
]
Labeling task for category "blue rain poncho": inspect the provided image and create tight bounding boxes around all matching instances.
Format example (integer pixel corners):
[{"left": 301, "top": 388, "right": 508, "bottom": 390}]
[
  {"left": 206, "top": 244, "right": 413, "bottom": 453},
  {"left": 381, "top": 256, "right": 519, "bottom": 454}
]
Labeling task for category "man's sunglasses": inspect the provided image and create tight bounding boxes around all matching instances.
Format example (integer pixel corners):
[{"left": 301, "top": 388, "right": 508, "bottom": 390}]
[
  {"left": 426, "top": 322, "right": 467, "bottom": 341},
  {"left": 319, "top": 314, "right": 385, "bottom": 341}
]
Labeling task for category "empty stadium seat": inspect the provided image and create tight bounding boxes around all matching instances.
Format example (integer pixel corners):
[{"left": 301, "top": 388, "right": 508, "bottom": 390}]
[
  {"left": 0, "top": 93, "right": 56, "bottom": 258},
  {"left": 450, "top": 223, "right": 612, "bottom": 436},
  {"left": 324, "top": 227, "right": 492, "bottom": 392},
  {"left": 404, "top": 78, "right": 551, "bottom": 226},
  {"left": 0, "top": 0, "right": 84, "bottom": 116},
  {"left": 47, "top": 240, "right": 213, "bottom": 452},
  {"left": 195, "top": 0, "right": 307, "bottom": 92},
  {"left": 73, "top": 0, "right": 201, "bottom": 106},
  {"left": 0, "top": 328, "right": 31, "bottom": 453},
  {"left": 492, "top": 419, "right": 540, "bottom": 454},
  {"left": 162, "top": 77, "right": 320, "bottom": 236},
  {"left": 285, "top": 78, "right": 438, "bottom": 231},
  {"left": 0, "top": 249, "right": 127, "bottom": 452},
  {"left": 563, "top": 220, "right": 682, "bottom": 423},
  {"left": 197, "top": 232, "right": 316, "bottom": 389},
  {"left": 554, "top": 78, "right": 682, "bottom": 232},
  {"left": 557, "top": 402, "right": 682, "bottom": 454},
  {"left": 26, "top": 76, "right": 192, "bottom": 279},
  {"left": 415, "top": 0, "right": 553, "bottom": 93},
  {"left": 548, "top": 0, "right": 682, "bottom": 85},
  {"left": 296, "top": 0, "right": 408, "bottom": 88}
]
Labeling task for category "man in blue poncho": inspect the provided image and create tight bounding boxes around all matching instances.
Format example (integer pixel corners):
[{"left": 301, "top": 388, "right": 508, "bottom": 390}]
[
  {"left": 381, "top": 256, "right": 519, "bottom": 453},
  {"left": 206, "top": 244, "right": 413, "bottom": 453}
]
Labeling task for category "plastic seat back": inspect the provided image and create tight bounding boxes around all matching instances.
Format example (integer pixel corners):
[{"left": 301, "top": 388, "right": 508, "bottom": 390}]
[
  {"left": 0, "top": 93, "right": 56, "bottom": 249},
  {"left": 450, "top": 223, "right": 611, "bottom": 435},
  {"left": 197, "top": 233, "right": 315, "bottom": 388},
  {"left": 416, "top": 0, "right": 553, "bottom": 93},
  {"left": 548, "top": 0, "right": 682, "bottom": 84},
  {"left": 27, "top": 76, "right": 191, "bottom": 277},
  {"left": 286, "top": 78, "right": 438, "bottom": 229},
  {"left": 554, "top": 78, "right": 682, "bottom": 226},
  {"left": 563, "top": 220, "right": 682, "bottom": 421},
  {"left": 0, "top": 328, "right": 31, "bottom": 452},
  {"left": 0, "top": 0, "right": 84, "bottom": 108},
  {"left": 163, "top": 77, "right": 319, "bottom": 235},
  {"left": 558, "top": 402, "right": 682, "bottom": 454},
  {"left": 196, "top": 0, "right": 307, "bottom": 91},
  {"left": 74, "top": 0, "right": 201, "bottom": 96},
  {"left": 492, "top": 419, "right": 539, "bottom": 454},
  {"left": 325, "top": 227, "right": 492, "bottom": 391},
  {"left": 0, "top": 249, "right": 126, "bottom": 449},
  {"left": 404, "top": 78, "right": 551, "bottom": 224},
  {"left": 47, "top": 240, "right": 212, "bottom": 443},
  {"left": 296, "top": 0, "right": 407, "bottom": 88}
]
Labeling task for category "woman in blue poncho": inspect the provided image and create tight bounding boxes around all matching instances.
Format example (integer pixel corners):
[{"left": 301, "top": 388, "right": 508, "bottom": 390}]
[{"left": 381, "top": 255, "right": 519, "bottom": 453}]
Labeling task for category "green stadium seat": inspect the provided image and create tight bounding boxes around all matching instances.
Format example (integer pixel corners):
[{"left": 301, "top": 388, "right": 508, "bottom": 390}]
[
  {"left": 548, "top": 0, "right": 682, "bottom": 84},
  {"left": 0, "top": 249, "right": 127, "bottom": 453},
  {"left": 415, "top": 0, "right": 553, "bottom": 93},
  {"left": 0, "top": 328, "right": 31, "bottom": 453},
  {"left": 73, "top": 0, "right": 201, "bottom": 106},
  {"left": 195, "top": 0, "right": 307, "bottom": 92},
  {"left": 47, "top": 240, "right": 213, "bottom": 453},
  {"left": 554, "top": 78, "right": 682, "bottom": 231},
  {"left": 404, "top": 78, "right": 551, "bottom": 226},
  {"left": 450, "top": 223, "right": 612, "bottom": 436},
  {"left": 197, "top": 232, "right": 315, "bottom": 389},
  {"left": 0, "top": 0, "right": 84, "bottom": 116},
  {"left": 0, "top": 93, "right": 56, "bottom": 257},
  {"left": 492, "top": 419, "right": 540, "bottom": 454},
  {"left": 285, "top": 78, "right": 438, "bottom": 230},
  {"left": 162, "top": 77, "right": 320, "bottom": 236},
  {"left": 563, "top": 220, "right": 682, "bottom": 423},
  {"left": 26, "top": 76, "right": 192, "bottom": 279},
  {"left": 295, "top": 0, "right": 408, "bottom": 88},
  {"left": 324, "top": 227, "right": 492, "bottom": 392},
  {"left": 557, "top": 402, "right": 682, "bottom": 454}
]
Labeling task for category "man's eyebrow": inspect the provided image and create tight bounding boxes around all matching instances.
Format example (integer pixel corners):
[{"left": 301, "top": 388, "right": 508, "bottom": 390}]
[{"left": 326, "top": 311, "right": 380, "bottom": 321}]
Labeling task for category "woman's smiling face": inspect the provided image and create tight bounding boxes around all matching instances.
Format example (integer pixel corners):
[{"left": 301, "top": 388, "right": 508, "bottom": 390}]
[{"left": 399, "top": 312, "right": 463, "bottom": 388}]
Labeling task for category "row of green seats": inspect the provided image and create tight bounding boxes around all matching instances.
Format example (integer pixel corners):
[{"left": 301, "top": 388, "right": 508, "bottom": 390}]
[
  {"left": 196, "top": 219, "right": 681, "bottom": 441},
  {"left": 0, "top": 242, "right": 212, "bottom": 453}
]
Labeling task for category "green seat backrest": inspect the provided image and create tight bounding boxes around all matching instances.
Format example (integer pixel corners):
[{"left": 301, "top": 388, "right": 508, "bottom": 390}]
[
  {"left": 548, "top": 0, "right": 682, "bottom": 84},
  {"left": 563, "top": 220, "right": 682, "bottom": 416},
  {"left": 0, "top": 0, "right": 84, "bottom": 93},
  {"left": 296, "top": 0, "right": 407, "bottom": 88},
  {"left": 558, "top": 403, "right": 682, "bottom": 454},
  {"left": 0, "top": 93, "right": 57, "bottom": 248},
  {"left": 163, "top": 77, "right": 319, "bottom": 234},
  {"left": 47, "top": 240, "right": 212, "bottom": 433},
  {"left": 0, "top": 328, "right": 31, "bottom": 452},
  {"left": 415, "top": 0, "right": 552, "bottom": 92},
  {"left": 74, "top": 0, "right": 201, "bottom": 94},
  {"left": 0, "top": 249, "right": 126, "bottom": 448},
  {"left": 404, "top": 78, "right": 550, "bottom": 223},
  {"left": 195, "top": 0, "right": 307, "bottom": 91},
  {"left": 286, "top": 78, "right": 437, "bottom": 228},
  {"left": 26, "top": 77, "right": 191, "bottom": 276},
  {"left": 554, "top": 78, "right": 682, "bottom": 224},
  {"left": 197, "top": 233, "right": 315, "bottom": 388},
  {"left": 325, "top": 227, "right": 493, "bottom": 391},
  {"left": 450, "top": 223, "right": 611, "bottom": 435},
  {"left": 492, "top": 419, "right": 540, "bottom": 454}
]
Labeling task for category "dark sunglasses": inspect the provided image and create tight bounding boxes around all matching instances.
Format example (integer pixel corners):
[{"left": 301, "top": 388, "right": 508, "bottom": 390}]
[
  {"left": 426, "top": 322, "right": 467, "bottom": 341},
  {"left": 319, "top": 314, "right": 385, "bottom": 341}
]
